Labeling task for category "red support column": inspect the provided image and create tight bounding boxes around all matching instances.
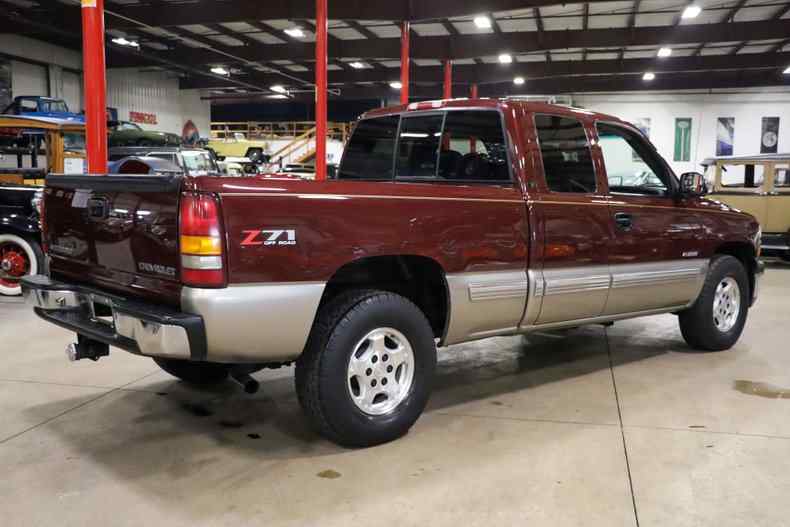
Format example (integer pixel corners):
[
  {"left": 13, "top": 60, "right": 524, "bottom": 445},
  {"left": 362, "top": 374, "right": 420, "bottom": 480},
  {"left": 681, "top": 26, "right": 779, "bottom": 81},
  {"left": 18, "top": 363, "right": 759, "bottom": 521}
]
[
  {"left": 470, "top": 83, "right": 478, "bottom": 98},
  {"left": 469, "top": 84, "right": 478, "bottom": 153},
  {"left": 400, "top": 21, "right": 410, "bottom": 105},
  {"left": 81, "top": 0, "right": 108, "bottom": 174},
  {"left": 315, "top": 0, "right": 328, "bottom": 181},
  {"left": 443, "top": 60, "right": 452, "bottom": 99}
]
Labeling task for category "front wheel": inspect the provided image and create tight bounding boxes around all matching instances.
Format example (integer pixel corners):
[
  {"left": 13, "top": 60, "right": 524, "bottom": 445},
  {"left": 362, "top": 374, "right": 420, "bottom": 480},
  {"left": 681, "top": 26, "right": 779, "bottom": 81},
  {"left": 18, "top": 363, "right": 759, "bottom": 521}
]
[
  {"left": 678, "top": 255, "right": 749, "bottom": 351},
  {"left": 0, "top": 234, "right": 43, "bottom": 296},
  {"left": 296, "top": 290, "right": 437, "bottom": 447}
]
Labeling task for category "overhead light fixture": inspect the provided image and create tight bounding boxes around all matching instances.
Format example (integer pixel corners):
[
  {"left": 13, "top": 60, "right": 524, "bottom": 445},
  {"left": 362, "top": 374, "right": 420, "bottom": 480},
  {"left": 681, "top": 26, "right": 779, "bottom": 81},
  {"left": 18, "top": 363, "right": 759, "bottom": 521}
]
[
  {"left": 389, "top": 81, "right": 403, "bottom": 89},
  {"left": 210, "top": 66, "right": 229, "bottom": 76},
  {"left": 681, "top": 5, "right": 701, "bottom": 19},
  {"left": 473, "top": 16, "right": 492, "bottom": 29},
  {"left": 784, "top": 66, "right": 790, "bottom": 74},
  {"left": 270, "top": 85, "right": 287, "bottom": 93},
  {"left": 349, "top": 61, "right": 365, "bottom": 69},
  {"left": 657, "top": 47, "right": 672, "bottom": 58},
  {"left": 513, "top": 76, "right": 525, "bottom": 85},
  {"left": 268, "top": 94, "right": 289, "bottom": 99},
  {"left": 111, "top": 37, "right": 139, "bottom": 48},
  {"left": 643, "top": 72, "right": 656, "bottom": 81},
  {"left": 284, "top": 27, "right": 305, "bottom": 38},
  {"left": 498, "top": 53, "right": 513, "bottom": 64}
]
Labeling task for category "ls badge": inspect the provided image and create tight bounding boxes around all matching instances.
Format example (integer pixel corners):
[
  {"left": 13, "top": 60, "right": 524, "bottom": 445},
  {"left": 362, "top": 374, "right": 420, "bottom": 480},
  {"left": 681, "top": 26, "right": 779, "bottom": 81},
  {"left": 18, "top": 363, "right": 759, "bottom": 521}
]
[{"left": 241, "top": 229, "right": 297, "bottom": 247}]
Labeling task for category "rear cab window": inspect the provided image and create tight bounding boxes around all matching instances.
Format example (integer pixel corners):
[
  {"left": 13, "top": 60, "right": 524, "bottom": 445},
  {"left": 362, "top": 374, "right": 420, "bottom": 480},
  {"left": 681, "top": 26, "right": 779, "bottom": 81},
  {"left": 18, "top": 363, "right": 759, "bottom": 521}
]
[
  {"left": 533, "top": 114, "right": 596, "bottom": 193},
  {"left": 339, "top": 109, "right": 511, "bottom": 184}
]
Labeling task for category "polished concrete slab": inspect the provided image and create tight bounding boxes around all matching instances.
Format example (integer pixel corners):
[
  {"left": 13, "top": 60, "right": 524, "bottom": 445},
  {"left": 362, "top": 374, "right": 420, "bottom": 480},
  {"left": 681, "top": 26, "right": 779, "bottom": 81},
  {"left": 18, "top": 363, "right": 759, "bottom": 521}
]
[{"left": 0, "top": 263, "right": 788, "bottom": 526}]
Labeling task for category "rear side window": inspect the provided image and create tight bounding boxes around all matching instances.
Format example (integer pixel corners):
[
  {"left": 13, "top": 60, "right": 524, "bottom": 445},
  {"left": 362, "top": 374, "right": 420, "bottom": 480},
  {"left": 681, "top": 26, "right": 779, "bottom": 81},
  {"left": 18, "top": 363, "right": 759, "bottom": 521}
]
[
  {"left": 534, "top": 114, "right": 596, "bottom": 193},
  {"left": 395, "top": 114, "right": 444, "bottom": 180},
  {"left": 439, "top": 111, "right": 510, "bottom": 182},
  {"left": 338, "top": 115, "right": 399, "bottom": 180}
]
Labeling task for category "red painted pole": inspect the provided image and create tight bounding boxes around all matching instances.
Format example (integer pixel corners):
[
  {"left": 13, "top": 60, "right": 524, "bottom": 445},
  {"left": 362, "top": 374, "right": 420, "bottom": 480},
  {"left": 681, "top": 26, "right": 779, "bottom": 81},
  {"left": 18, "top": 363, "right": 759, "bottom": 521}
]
[
  {"left": 315, "top": 0, "right": 327, "bottom": 181},
  {"left": 469, "top": 84, "right": 478, "bottom": 153},
  {"left": 81, "top": 0, "right": 108, "bottom": 173},
  {"left": 470, "top": 83, "right": 478, "bottom": 98},
  {"left": 443, "top": 60, "right": 452, "bottom": 99},
  {"left": 400, "top": 21, "right": 410, "bottom": 105}
]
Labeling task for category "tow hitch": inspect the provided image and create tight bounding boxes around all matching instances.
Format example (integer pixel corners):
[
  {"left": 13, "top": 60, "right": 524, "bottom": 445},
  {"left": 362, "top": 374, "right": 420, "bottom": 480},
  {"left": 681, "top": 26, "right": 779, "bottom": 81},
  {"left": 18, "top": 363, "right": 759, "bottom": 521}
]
[{"left": 65, "top": 335, "right": 110, "bottom": 362}]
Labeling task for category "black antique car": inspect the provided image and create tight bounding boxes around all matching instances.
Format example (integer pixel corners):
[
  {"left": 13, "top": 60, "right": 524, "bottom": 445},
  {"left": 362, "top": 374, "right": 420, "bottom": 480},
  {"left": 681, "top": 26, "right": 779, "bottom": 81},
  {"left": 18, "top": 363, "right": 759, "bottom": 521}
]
[{"left": 0, "top": 183, "right": 43, "bottom": 296}]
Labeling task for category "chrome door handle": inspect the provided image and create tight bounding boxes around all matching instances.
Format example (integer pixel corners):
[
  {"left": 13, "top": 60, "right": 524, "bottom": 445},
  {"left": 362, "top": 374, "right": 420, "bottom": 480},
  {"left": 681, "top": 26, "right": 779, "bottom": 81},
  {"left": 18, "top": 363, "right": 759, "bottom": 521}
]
[{"left": 614, "top": 212, "right": 632, "bottom": 229}]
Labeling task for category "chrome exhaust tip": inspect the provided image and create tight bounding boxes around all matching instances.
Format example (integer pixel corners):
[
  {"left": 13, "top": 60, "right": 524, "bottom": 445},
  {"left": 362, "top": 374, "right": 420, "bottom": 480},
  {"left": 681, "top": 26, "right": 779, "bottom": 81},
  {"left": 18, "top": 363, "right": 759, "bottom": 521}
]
[
  {"left": 65, "top": 343, "right": 79, "bottom": 362},
  {"left": 230, "top": 371, "right": 260, "bottom": 394}
]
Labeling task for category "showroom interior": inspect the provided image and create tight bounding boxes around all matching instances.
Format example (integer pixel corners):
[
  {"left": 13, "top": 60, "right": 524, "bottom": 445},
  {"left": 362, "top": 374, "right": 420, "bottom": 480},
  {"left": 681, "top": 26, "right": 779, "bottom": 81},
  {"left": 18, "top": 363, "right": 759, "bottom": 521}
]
[{"left": 1, "top": 0, "right": 790, "bottom": 525}]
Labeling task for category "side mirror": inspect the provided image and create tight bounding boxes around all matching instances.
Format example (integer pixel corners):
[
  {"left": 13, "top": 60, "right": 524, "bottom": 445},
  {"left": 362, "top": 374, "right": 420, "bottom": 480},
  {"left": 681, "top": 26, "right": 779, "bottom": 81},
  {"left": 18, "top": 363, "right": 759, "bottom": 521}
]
[{"left": 680, "top": 172, "right": 708, "bottom": 196}]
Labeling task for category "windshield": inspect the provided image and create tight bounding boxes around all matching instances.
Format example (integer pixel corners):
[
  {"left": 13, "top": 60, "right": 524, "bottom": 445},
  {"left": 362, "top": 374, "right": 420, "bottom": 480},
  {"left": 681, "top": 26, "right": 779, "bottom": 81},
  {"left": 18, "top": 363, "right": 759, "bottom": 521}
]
[
  {"left": 40, "top": 100, "right": 69, "bottom": 113},
  {"left": 181, "top": 151, "right": 216, "bottom": 175},
  {"left": 63, "top": 132, "right": 86, "bottom": 153}
]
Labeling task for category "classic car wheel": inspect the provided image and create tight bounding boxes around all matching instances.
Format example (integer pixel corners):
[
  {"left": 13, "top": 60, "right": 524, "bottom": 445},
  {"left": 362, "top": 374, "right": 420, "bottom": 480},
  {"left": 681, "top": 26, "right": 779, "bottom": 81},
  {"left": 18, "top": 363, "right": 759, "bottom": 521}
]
[
  {"left": 295, "top": 290, "right": 436, "bottom": 447},
  {"left": 678, "top": 255, "right": 749, "bottom": 351},
  {"left": 0, "top": 234, "right": 42, "bottom": 296},
  {"left": 153, "top": 358, "right": 229, "bottom": 386}
]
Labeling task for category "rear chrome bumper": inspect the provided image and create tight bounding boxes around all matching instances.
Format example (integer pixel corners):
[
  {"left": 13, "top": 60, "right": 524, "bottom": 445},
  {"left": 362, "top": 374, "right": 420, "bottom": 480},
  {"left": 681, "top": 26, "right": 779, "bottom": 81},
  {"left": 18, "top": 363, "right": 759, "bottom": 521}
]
[{"left": 21, "top": 275, "right": 206, "bottom": 360}]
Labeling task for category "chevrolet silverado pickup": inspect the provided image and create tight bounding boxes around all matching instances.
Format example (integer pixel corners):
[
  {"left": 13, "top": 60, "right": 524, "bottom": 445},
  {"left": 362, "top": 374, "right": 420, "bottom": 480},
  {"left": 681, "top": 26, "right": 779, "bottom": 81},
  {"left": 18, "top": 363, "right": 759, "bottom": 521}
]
[{"left": 22, "top": 99, "right": 763, "bottom": 447}]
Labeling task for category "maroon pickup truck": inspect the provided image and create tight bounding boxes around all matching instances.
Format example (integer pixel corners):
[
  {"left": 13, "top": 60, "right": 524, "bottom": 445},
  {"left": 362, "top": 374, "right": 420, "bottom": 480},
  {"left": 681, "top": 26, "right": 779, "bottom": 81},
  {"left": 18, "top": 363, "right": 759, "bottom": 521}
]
[{"left": 22, "top": 99, "right": 763, "bottom": 447}]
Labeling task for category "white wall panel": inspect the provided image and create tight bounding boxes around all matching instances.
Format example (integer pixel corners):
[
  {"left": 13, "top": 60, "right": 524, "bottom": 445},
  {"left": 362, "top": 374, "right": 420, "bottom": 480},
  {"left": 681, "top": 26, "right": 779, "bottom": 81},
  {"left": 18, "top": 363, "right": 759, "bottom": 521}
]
[
  {"left": 0, "top": 35, "right": 81, "bottom": 70},
  {"left": 62, "top": 70, "right": 82, "bottom": 112},
  {"left": 11, "top": 60, "right": 48, "bottom": 98},
  {"left": 574, "top": 89, "right": 790, "bottom": 175}
]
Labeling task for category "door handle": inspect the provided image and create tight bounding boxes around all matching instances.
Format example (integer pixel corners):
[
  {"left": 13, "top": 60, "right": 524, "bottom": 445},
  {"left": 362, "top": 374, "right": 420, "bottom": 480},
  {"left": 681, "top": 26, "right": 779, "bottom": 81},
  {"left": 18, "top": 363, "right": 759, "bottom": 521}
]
[{"left": 614, "top": 212, "right": 632, "bottom": 229}]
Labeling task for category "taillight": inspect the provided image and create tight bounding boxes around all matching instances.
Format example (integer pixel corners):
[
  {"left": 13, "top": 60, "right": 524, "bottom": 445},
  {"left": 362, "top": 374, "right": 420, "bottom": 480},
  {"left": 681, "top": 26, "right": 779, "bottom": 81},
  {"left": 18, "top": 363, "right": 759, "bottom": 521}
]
[{"left": 179, "top": 192, "right": 226, "bottom": 287}]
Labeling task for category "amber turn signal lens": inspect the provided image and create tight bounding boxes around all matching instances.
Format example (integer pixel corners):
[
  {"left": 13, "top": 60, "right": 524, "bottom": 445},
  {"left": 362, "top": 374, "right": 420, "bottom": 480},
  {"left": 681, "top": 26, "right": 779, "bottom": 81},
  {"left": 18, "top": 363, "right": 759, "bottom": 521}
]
[{"left": 180, "top": 235, "right": 222, "bottom": 256}]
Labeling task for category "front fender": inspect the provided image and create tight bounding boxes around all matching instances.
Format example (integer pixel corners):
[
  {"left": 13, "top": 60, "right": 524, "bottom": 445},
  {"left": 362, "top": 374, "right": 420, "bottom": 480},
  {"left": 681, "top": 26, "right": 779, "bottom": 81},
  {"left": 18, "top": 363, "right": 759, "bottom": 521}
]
[{"left": 0, "top": 213, "right": 40, "bottom": 238}]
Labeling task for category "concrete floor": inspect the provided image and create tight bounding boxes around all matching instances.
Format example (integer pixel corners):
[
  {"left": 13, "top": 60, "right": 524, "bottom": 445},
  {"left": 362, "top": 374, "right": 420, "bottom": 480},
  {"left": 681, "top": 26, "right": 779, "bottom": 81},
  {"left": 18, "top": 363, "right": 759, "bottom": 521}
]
[{"left": 1, "top": 264, "right": 789, "bottom": 527}]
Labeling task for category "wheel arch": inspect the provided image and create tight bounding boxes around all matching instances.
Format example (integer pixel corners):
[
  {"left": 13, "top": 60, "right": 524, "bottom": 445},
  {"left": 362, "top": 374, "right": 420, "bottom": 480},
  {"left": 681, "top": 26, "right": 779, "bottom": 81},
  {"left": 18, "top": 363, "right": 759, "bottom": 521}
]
[
  {"left": 319, "top": 254, "right": 450, "bottom": 342},
  {"left": 713, "top": 241, "right": 756, "bottom": 299}
]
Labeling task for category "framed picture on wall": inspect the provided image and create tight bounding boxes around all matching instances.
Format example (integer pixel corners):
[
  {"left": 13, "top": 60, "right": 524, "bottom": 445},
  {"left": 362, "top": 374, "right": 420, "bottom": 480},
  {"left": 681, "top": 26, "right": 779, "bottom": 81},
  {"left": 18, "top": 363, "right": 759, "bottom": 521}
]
[
  {"left": 761, "top": 117, "right": 779, "bottom": 154},
  {"left": 674, "top": 118, "right": 692, "bottom": 162},
  {"left": 716, "top": 117, "right": 734, "bottom": 156}
]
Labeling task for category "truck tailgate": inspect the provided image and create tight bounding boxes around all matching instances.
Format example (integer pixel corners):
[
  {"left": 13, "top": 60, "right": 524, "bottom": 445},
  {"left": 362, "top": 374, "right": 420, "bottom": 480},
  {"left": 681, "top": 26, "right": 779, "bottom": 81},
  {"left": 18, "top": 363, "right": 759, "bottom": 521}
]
[{"left": 44, "top": 174, "right": 184, "bottom": 306}]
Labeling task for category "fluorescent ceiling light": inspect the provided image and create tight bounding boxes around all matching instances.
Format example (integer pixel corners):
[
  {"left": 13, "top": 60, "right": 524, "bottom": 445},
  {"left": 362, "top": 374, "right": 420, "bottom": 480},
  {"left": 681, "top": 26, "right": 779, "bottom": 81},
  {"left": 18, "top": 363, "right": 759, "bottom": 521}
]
[
  {"left": 389, "top": 81, "right": 403, "bottom": 89},
  {"left": 473, "top": 16, "right": 492, "bottom": 29},
  {"left": 498, "top": 53, "right": 513, "bottom": 64},
  {"left": 111, "top": 37, "right": 139, "bottom": 48},
  {"left": 270, "top": 85, "right": 287, "bottom": 93},
  {"left": 210, "top": 66, "right": 229, "bottom": 76},
  {"left": 284, "top": 27, "right": 305, "bottom": 38},
  {"left": 784, "top": 66, "right": 790, "bottom": 74},
  {"left": 643, "top": 72, "right": 656, "bottom": 81},
  {"left": 681, "top": 5, "right": 701, "bottom": 19},
  {"left": 513, "top": 76, "right": 525, "bottom": 85},
  {"left": 349, "top": 61, "right": 365, "bottom": 69},
  {"left": 657, "top": 47, "right": 672, "bottom": 58},
  {"left": 268, "top": 94, "right": 288, "bottom": 99}
]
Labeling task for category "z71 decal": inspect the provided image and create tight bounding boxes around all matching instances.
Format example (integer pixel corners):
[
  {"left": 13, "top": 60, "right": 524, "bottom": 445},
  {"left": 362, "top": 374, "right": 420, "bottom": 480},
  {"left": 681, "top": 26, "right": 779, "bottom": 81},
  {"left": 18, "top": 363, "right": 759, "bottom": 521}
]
[{"left": 241, "top": 229, "right": 297, "bottom": 247}]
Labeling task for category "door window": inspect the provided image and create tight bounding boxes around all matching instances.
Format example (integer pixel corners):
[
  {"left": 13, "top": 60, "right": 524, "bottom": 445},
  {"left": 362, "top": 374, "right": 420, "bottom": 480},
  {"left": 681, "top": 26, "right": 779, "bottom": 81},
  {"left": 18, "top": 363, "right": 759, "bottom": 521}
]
[
  {"left": 338, "top": 115, "right": 400, "bottom": 180},
  {"left": 438, "top": 110, "right": 510, "bottom": 182},
  {"left": 534, "top": 114, "right": 596, "bottom": 193},
  {"left": 718, "top": 164, "right": 764, "bottom": 190},
  {"left": 596, "top": 122, "right": 671, "bottom": 196},
  {"left": 395, "top": 114, "right": 444, "bottom": 180}
]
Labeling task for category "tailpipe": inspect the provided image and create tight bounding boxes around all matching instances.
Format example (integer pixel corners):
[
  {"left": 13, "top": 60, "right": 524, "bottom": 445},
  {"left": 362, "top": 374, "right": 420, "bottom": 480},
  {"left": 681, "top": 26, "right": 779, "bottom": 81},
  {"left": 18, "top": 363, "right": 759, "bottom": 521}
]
[{"left": 230, "top": 370, "right": 259, "bottom": 394}]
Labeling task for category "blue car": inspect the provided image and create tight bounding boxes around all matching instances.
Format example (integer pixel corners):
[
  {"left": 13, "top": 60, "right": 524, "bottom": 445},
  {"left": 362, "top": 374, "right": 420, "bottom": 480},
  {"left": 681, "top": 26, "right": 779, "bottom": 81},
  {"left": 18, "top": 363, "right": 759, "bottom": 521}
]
[{"left": 2, "top": 96, "right": 84, "bottom": 122}]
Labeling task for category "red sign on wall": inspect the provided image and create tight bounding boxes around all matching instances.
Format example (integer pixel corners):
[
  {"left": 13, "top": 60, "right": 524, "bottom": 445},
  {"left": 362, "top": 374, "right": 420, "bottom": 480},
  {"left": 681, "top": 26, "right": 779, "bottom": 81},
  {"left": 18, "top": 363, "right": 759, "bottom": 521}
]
[{"left": 129, "top": 111, "right": 158, "bottom": 125}]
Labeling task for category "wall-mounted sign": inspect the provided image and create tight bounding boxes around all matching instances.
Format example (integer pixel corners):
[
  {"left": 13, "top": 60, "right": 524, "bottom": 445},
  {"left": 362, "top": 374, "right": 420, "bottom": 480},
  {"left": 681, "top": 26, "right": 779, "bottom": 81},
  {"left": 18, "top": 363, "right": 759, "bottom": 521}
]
[
  {"left": 129, "top": 111, "right": 158, "bottom": 125},
  {"left": 761, "top": 117, "right": 779, "bottom": 154},
  {"left": 716, "top": 117, "right": 734, "bottom": 156},
  {"left": 674, "top": 118, "right": 692, "bottom": 162}
]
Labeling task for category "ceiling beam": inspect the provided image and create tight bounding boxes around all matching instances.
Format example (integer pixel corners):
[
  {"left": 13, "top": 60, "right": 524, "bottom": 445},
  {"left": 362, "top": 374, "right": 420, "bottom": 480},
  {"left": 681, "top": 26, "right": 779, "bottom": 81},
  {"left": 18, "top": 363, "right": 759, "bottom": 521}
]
[{"left": 179, "top": 51, "right": 790, "bottom": 89}]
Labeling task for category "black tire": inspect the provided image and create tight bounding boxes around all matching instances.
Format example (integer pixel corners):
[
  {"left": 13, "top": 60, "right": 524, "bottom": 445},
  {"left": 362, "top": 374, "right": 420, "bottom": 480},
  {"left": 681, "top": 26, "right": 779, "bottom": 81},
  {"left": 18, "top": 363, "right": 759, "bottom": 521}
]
[
  {"left": 295, "top": 290, "right": 437, "bottom": 448},
  {"left": 678, "top": 255, "right": 749, "bottom": 351},
  {"left": 153, "top": 357, "right": 229, "bottom": 386}
]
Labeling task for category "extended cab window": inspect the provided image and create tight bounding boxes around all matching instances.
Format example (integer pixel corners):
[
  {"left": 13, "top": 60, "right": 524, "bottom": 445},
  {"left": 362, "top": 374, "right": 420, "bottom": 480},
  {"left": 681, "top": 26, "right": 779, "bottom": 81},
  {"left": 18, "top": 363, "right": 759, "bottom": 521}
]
[
  {"left": 596, "top": 122, "right": 671, "bottom": 196},
  {"left": 439, "top": 110, "right": 510, "bottom": 182},
  {"left": 534, "top": 114, "right": 596, "bottom": 193},
  {"left": 338, "top": 115, "right": 399, "bottom": 180},
  {"left": 395, "top": 114, "right": 443, "bottom": 180}
]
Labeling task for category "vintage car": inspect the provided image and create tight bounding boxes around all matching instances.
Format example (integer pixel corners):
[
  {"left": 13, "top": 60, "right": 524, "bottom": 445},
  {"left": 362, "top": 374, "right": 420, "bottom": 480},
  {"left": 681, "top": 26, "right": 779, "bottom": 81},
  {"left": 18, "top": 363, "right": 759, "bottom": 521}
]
[
  {"left": 108, "top": 120, "right": 181, "bottom": 147},
  {"left": 23, "top": 99, "right": 762, "bottom": 448},
  {"left": 0, "top": 115, "right": 87, "bottom": 185},
  {"left": 2, "top": 96, "right": 84, "bottom": 122},
  {"left": 108, "top": 146, "right": 220, "bottom": 176},
  {"left": 0, "top": 183, "right": 43, "bottom": 296},
  {"left": 703, "top": 153, "right": 790, "bottom": 260}
]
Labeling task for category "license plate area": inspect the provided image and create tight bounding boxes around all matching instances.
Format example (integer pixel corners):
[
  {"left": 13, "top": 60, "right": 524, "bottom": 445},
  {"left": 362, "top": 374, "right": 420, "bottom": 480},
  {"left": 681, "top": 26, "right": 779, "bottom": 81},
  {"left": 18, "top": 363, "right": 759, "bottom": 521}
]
[{"left": 86, "top": 294, "right": 115, "bottom": 328}]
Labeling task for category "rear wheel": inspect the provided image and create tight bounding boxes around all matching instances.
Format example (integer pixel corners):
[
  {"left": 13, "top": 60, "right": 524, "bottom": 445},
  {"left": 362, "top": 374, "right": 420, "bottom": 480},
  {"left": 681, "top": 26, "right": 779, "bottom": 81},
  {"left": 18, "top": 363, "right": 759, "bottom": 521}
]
[
  {"left": 296, "top": 290, "right": 436, "bottom": 447},
  {"left": 678, "top": 255, "right": 749, "bottom": 351},
  {"left": 153, "top": 358, "right": 229, "bottom": 386},
  {"left": 0, "top": 234, "right": 42, "bottom": 296}
]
